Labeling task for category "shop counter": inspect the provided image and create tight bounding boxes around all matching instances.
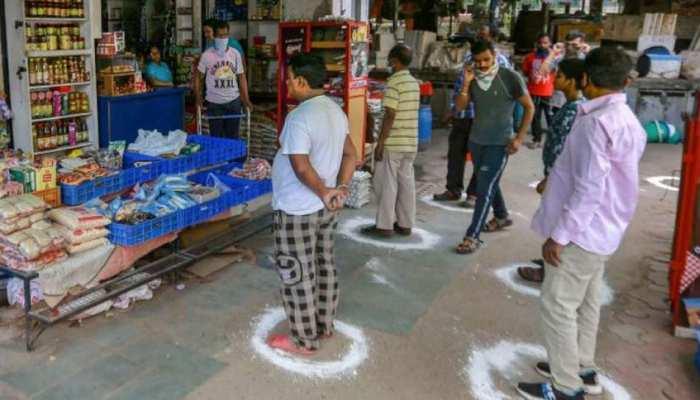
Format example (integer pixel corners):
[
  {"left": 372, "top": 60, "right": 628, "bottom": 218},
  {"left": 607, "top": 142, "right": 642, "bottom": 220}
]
[{"left": 98, "top": 87, "right": 187, "bottom": 147}]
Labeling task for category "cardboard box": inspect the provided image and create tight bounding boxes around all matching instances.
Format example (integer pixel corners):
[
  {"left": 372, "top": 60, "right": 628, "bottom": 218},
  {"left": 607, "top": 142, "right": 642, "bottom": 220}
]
[{"left": 34, "top": 165, "right": 57, "bottom": 191}]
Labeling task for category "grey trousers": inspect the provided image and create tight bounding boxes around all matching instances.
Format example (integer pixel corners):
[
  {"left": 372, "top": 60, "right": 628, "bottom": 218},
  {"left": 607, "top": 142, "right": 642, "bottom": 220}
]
[
  {"left": 540, "top": 244, "right": 609, "bottom": 393},
  {"left": 374, "top": 151, "right": 417, "bottom": 230}
]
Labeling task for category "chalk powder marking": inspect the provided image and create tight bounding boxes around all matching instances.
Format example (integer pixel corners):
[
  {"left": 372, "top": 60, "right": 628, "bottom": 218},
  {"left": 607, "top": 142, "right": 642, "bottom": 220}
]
[
  {"left": 419, "top": 195, "right": 474, "bottom": 214},
  {"left": 250, "top": 307, "right": 369, "bottom": 379},
  {"left": 338, "top": 216, "right": 441, "bottom": 250},
  {"left": 365, "top": 257, "right": 401, "bottom": 291},
  {"left": 646, "top": 176, "right": 679, "bottom": 192},
  {"left": 464, "top": 341, "right": 632, "bottom": 400},
  {"left": 494, "top": 263, "right": 614, "bottom": 306}
]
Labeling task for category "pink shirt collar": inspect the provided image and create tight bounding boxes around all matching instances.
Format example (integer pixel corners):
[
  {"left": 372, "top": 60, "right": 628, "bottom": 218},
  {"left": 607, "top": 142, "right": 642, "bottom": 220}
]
[{"left": 578, "top": 92, "right": 627, "bottom": 115}]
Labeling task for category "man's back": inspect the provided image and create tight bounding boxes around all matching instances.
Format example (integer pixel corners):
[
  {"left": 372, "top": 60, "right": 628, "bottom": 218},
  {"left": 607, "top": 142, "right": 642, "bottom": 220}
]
[
  {"left": 532, "top": 93, "right": 646, "bottom": 255},
  {"left": 272, "top": 96, "right": 348, "bottom": 215},
  {"left": 383, "top": 70, "right": 420, "bottom": 153}
]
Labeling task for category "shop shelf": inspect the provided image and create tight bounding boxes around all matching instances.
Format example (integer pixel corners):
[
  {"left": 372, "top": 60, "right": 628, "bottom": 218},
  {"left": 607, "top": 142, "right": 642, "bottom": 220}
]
[
  {"left": 29, "top": 81, "right": 91, "bottom": 90},
  {"left": 32, "top": 112, "right": 91, "bottom": 122},
  {"left": 27, "top": 49, "right": 92, "bottom": 58},
  {"left": 311, "top": 41, "right": 345, "bottom": 49},
  {"left": 187, "top": 135, "right": 247, "bottom": 165},
  {"left": 34, "top": 142, "right": 91, "bottom": 155},
  {"left": 24, "top": 17, "right": 88, "bottom": 23}
]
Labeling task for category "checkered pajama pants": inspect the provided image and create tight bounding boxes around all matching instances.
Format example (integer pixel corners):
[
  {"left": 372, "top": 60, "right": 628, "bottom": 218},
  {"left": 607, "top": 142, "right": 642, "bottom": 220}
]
[{"left": 273, "top": 209, "right": 339, "bottom": 350}]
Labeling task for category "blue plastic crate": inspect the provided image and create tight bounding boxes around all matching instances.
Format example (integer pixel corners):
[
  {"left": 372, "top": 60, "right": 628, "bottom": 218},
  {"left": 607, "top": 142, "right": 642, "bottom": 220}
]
[
  {"left": 124, "top": 147, "right": 208, "bottom": 175},
  {"left": 187, "top": 135, "right": 247, "bottom": 165},
  {"left": 108, "top": 211, "right": 180, "bottom": 246},
  {"left": 61, "top": 168, "right": 141, "bottom": 206},
  {"left": 107, "top": 171, "right": 252, "bottom": 246},
  {"left": 192, "top": 162, "right": 272, "bottom": 201}
]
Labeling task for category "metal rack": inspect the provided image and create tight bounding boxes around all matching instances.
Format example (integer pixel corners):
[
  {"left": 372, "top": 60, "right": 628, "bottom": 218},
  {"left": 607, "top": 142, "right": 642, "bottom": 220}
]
[{"left": 2, "top": 211, "right": 272, "bottom": 351}]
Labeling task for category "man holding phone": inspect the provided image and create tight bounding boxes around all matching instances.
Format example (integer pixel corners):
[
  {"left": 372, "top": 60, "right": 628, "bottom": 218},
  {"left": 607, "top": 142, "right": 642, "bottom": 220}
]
[
  {"left": 433, "top": 35, "right": 512, "bottom": 207},
  {"left": 454, "top": 40, "right": 534, "bottom": 255}
]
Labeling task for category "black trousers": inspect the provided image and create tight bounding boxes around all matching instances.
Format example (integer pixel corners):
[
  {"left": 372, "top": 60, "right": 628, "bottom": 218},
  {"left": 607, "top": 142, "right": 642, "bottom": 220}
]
[
  {"left": 446, "top": 118, "right": 477, "bottom": 197},
  {"left": 206, "top": 98, "right": 242, "bottom": 139},
  {"left": 531, "top": 96, "right": 552, "bottom": 143}
]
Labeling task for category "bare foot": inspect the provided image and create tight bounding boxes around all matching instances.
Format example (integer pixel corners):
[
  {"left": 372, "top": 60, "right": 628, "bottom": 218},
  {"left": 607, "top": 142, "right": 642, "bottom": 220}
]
[
  {"left": 320, "top": 332, "right": 334, "bottom": 339},
  {"left": 266, "top": 334, "right": 316, "bottom": 356}
]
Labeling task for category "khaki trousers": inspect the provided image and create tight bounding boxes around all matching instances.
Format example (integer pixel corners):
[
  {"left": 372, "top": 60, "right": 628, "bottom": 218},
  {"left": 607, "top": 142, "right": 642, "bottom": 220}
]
[
  {"left": 540, "top": 244, "right": 609, "bottom": 393},
  {"left": 374, "top": 151, "right": 416, "bottom": 230}
]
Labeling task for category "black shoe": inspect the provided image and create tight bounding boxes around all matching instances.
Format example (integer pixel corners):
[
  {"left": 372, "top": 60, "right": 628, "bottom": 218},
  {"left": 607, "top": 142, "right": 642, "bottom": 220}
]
[
  {"left": 516, "top": 382, "right": 585, "bottom": 400},
  {"left": 531, "top": 259, "right": 545, "bottom": 268},
  {"left": 433, "top": 190, "right": 461, "bottom": 201},
  {"left": 535, "top": 362, "right": 603, "bottom": 395},
  {"left": 393, "top": 223, "right": 411, "bottom": 236}
]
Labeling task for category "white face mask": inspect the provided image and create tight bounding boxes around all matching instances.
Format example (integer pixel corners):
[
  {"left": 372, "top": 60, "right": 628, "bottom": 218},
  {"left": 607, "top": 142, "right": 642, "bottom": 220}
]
[{"left": 214, "top": 38, "right": 228, "bottom": 55}]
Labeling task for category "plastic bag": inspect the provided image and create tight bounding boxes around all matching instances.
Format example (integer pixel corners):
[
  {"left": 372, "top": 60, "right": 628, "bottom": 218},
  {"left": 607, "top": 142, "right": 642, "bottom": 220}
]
[
  {"left": 127, "top": 129, "right": 188, "bottom": 157},
  {"left": 67, "top": 237, "right": 109, "bottom": 254},
  {"left": 206, "top": 173, "right": 231, "bottom": 193},
  {"left": 47, "top": 207, "right": 111, "bottom": 229},
  {"left": 60, "top": 226, "right": 109, "bottom": 245}
]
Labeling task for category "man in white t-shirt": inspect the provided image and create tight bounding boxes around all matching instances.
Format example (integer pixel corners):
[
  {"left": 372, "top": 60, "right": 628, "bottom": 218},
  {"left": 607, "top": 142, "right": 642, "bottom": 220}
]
[
  {"left": 194, "top": 21, "right": 253, "bottom": 138},
  {"left": 268, "top": 53, "right": 357, "bottom": 355}
]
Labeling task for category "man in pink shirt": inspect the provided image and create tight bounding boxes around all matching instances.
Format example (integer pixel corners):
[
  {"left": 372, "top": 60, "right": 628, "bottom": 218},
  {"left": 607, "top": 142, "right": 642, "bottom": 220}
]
[{"left": 517, "top": 47, "right": 646, "bottom": 400}]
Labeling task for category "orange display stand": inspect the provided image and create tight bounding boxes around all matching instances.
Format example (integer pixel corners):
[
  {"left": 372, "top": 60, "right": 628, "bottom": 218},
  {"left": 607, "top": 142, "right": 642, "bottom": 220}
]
[
  {"left": 670, "top": 90, "right": 700, "bottom": 327},
  {"left": 277, "top": 21, "right": 369, "bottom": 164}
]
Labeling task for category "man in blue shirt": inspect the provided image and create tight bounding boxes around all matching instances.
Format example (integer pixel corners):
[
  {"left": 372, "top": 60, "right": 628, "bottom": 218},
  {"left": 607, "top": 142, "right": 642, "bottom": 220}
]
[
  {"left": 144, "top": 46, "right": 174, "bottom": 88},
  {"left": 433, "top": 32, "right": 512, "bottom": 207}
]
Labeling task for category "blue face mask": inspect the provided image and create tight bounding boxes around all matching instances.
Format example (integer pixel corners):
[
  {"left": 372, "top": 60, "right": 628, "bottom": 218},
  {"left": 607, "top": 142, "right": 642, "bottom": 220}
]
[{"left": 214, "top": 38, "right": 228, "bottom": 55}]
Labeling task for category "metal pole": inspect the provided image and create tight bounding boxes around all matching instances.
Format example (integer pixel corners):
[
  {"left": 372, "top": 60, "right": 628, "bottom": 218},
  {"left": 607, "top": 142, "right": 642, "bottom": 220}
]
[{"left": 393, "top": 0, "right": 399, "bottom": 33}]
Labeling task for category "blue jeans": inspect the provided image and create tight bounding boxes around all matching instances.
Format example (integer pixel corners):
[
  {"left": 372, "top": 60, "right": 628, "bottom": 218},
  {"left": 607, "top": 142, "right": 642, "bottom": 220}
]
[{"left": 465, "top": 142, "right": 509, "bottom": 240}]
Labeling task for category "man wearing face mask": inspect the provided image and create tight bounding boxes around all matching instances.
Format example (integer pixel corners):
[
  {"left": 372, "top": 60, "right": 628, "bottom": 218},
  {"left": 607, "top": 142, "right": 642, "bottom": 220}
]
[
  {"left": 522, "top": 34, "right": 555, "bottom": 149},
  {"left": 454, "top": 40, "right": 534, "bottom": 255},
  {"left": 194, "top": 21, "right": 253, "bottom": 138},
  {"left": 433, "top": 28, "right": 513, "bottom": 206}
]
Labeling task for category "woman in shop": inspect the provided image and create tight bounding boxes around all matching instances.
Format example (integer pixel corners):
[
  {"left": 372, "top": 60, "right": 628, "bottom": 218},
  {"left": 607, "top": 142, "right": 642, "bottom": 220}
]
[{"left": 144, "top": 46, "right": 174, "bottom": 88}]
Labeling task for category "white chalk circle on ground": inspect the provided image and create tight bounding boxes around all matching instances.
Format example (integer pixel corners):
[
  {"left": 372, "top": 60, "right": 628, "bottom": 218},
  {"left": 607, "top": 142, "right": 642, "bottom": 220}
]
[
  {"left": 250, "top": 307, "right": 369, "bottom": 379},
  {"left": 464, "top": 340, "right": 632, "bottom": 400},
  {"left": 338, "top": 216, "right": 442, "bottom": 250},
  {"left": 645, "top": 176, "right": 679, "bottom": 192},
  {"left": 419, "top": 195, "right": 474, "bottom": 214},
  {"left": 493, "top": 263, "right": 614, "bottom": 306}
]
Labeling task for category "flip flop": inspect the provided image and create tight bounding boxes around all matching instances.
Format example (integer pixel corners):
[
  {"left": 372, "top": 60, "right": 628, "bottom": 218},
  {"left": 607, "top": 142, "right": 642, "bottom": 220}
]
[
  {"left": 266, "top": 334, "right": 316, "bottom": 356},
  {"left": 456, "top": 237, "right": 481, "bottom": 254}
]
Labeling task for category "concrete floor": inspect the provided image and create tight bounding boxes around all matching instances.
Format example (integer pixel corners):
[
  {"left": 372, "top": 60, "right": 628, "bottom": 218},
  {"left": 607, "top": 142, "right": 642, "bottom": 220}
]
[{"left": 0, "top": 128, "right": 698, "bottom": 400}]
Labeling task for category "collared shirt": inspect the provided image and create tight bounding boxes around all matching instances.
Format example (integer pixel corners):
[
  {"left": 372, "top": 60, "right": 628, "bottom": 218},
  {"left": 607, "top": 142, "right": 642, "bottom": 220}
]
[
  {"left": 383, "top": 69, "right": 420, "bottom": 153},
  {"left": 531, "top": 93, "right": 646, "bottom": 256},
  {"left": 451, "top": 51, "right": 512, "bottom": 119},
  {"left": 542, "top": 98, "right": 582, "bottom": 176}
]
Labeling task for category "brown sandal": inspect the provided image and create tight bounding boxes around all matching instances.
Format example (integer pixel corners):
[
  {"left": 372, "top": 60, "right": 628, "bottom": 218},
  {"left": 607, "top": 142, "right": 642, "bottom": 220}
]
[
  {"left": 517, "top": 266, "right": 545, "bottom": 283},
  {"left": 456, "top": 237, "right": 481, "bottom": 254},
  {"left": 483, "top": 218, "right": 513, "bottom": 233}
]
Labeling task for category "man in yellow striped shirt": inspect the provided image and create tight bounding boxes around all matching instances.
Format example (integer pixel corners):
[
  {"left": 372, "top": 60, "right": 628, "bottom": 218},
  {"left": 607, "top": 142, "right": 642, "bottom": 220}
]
[{"left": 363, "top": 45, "right": 420, "bottom": 237}]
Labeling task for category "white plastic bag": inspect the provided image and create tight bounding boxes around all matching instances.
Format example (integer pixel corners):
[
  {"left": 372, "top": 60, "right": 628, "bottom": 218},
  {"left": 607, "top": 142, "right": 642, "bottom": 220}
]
[{"left": 127, "top": 129, "right": 188, "bottom": 156}]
